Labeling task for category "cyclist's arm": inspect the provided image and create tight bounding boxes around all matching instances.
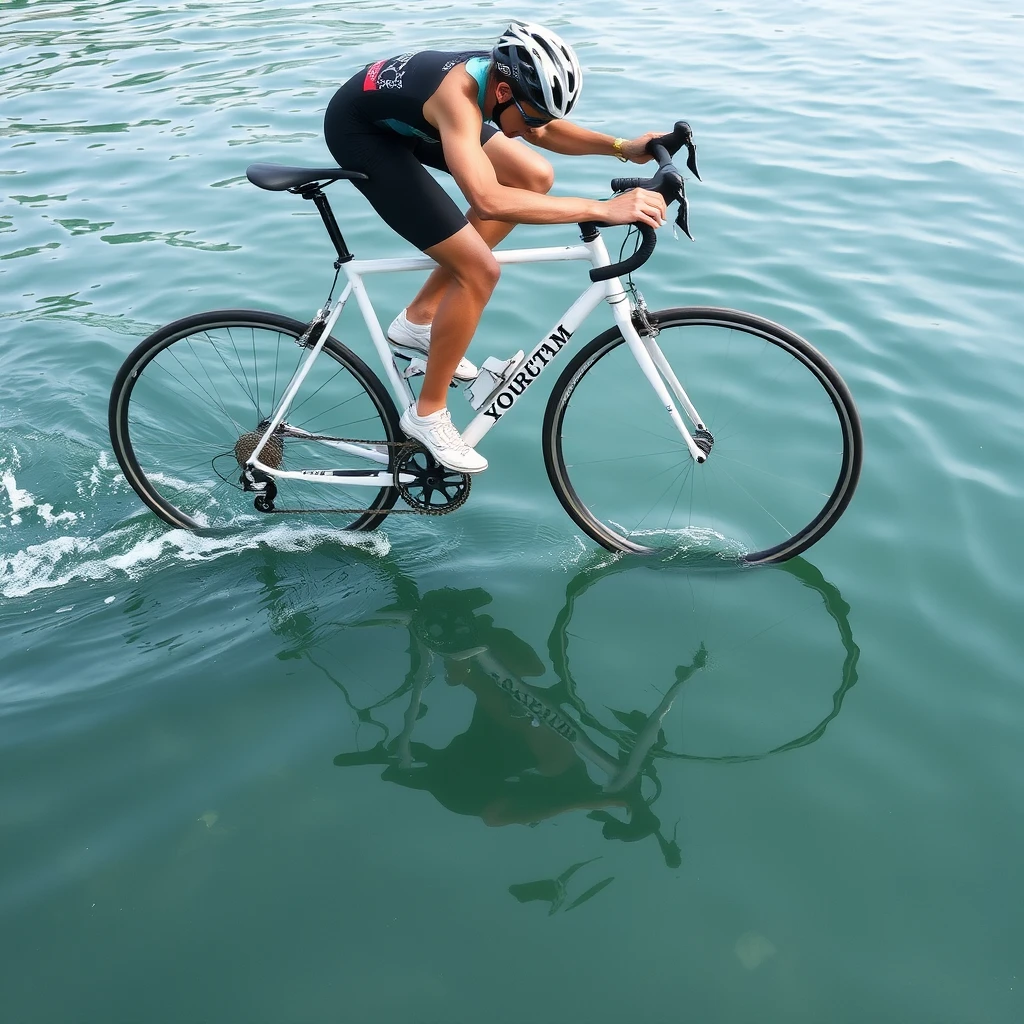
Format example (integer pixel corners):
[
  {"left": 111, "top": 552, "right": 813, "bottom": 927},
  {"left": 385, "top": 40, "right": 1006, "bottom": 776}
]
[
  {"left": 528, "top": 121, "right": 659, "bottom": 164},
  {"left": 434, "top": 107, "right": 602, "bottom": 224},
  {"left": 426, "top": 80, "right": 664, "bottom": 227}
]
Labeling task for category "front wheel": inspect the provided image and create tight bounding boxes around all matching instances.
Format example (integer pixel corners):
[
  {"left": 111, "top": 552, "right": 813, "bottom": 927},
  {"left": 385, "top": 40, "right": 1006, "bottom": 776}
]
[
  {"left": 543, "top": 307, "right": 862, "bottom": 565},
  {"left": 109, "top": 309, "right": 402, "bottom": 531}
]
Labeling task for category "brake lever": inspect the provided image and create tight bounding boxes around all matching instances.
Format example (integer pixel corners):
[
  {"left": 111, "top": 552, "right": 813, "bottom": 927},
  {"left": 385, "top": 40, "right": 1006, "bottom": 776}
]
[
  {"left": 675, "top": 178, "right": 693, "bottom": 240},
  {"left": 650, "top": 124, "right": 699, "bottom": 237},
  {"left": 685, "top": 139, "right": 701, "bottom": 181},
  {"left": 657, "top": 121, "right": 701, "bottom": 181}
]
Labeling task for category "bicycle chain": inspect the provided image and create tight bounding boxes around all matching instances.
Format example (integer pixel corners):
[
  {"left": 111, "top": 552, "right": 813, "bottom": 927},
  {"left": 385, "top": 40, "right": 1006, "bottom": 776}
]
[{"left": 252, "top": 435, "right": 467, "bottom": 517}]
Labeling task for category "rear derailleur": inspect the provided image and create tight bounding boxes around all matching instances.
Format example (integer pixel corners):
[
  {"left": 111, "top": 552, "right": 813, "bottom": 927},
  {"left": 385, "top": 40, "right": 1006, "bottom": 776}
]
[{"left": 241, "top": 465, "right": 277, "bottom": 512}]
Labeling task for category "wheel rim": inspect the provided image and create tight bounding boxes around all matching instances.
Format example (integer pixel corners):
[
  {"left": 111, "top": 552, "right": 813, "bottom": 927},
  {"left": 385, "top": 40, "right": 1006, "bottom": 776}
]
[
  {"left": 549, "top": 313, "right": 860, "bottom": 564},
  {"left": 113, "top": 316, "right": 398, "bottom": 530}
]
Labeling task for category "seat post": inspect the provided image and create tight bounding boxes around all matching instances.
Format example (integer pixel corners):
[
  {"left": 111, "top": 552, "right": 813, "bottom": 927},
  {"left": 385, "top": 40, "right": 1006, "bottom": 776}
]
[{"left": 302, "top": 186, "right": 352, "bottom": 265}]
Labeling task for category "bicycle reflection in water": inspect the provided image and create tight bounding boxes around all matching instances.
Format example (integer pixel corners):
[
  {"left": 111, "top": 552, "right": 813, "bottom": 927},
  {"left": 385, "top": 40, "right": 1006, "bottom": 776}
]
[{"left": 262, "top": 552, "right": 859, "bottom": 913}]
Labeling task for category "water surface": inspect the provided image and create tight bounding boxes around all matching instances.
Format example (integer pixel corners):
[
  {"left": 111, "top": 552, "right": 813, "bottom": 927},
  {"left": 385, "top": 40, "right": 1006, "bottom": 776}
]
[{"left": 2, "top": 1, "right": 1022, "bottom": 1021}]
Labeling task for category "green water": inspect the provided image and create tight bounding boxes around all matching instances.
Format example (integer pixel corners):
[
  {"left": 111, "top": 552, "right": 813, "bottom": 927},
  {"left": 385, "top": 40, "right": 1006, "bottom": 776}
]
[{"left": 2, "top": 1, "right": 1022, "bottom": 1021}]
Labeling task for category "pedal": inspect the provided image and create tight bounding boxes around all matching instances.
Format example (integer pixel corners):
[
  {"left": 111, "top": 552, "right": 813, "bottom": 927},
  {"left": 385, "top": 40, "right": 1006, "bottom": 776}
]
[
  {"left": 395, "top": 351, "right": 465, "bottom": 388},
  {"left": 399, "top": 356, "right": 428, "bottom": 379},
  {"left": 466, "top": 351, "right": 524, "bottom": 410}
]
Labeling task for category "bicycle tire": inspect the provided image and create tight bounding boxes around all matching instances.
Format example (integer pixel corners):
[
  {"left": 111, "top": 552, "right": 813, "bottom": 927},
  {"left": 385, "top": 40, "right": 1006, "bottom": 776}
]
[
  {"left": 109, "top": 308, "right": 402, "bottom": 531},
  {"left": 542, "top": 307, "right": 862, "bottom": 565}
]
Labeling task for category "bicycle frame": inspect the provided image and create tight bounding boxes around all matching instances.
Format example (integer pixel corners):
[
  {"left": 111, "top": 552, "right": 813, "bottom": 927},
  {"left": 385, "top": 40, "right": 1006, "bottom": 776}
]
[{"left": 247, "top": 230, "right": 709, "bottom": 487}]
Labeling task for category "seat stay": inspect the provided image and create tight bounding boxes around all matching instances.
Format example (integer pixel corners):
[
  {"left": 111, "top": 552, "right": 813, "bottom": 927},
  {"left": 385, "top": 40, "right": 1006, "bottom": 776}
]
[{"left": 247, "top": 286, "right": 351, "bottom": 468}]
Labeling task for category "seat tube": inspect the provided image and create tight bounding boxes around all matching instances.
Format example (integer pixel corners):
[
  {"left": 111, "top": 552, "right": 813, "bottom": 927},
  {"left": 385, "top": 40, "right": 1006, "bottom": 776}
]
[{"left": 345, "top": 266, "right": 416, "bottom": 408}]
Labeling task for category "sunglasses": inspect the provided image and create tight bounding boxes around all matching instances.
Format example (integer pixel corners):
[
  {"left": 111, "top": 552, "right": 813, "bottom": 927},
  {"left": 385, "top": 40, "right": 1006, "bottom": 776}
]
[{"left": 511, "top": 96, "right": 553, "bottom": 129}]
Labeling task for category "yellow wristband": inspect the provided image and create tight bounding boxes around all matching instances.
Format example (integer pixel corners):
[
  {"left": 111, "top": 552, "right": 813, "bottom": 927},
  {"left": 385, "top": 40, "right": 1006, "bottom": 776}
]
[{"left": 613, "top": 137, "right": 628, "bottom": 162}]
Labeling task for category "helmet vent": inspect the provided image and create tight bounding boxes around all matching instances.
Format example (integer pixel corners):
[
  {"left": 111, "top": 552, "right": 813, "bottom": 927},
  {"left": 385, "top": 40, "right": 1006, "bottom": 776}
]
[{"left": 492, "top": 20, "right": 583, "bottom": 120}]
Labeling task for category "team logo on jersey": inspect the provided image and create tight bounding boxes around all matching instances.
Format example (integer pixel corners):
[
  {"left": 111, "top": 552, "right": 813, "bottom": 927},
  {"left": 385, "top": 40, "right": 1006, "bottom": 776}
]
[{"left": 364, "top": 53, "right": 413, "bottom": 91}]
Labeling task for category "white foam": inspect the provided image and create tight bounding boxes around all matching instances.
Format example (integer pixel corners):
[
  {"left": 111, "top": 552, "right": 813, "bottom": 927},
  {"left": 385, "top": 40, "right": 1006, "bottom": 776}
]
[
  {"left": 36, "top": 503, "right": 80, "bottom": 526},
  {"left": 557, "top": 534, "right": 599, "bottom": 572},
  {"left": 1, "top": 520, "right": 390, "bottom": 599},
  {"left": 1, "top": 458, "right": 80, "bottom": 529},
  {"left": 75, "top": 450, "right": 129, "bottom": 499},
  {"left": 608, "top": 522, "right": 749, "bottom": 560},
  {"left": 1, "top": 446, "right": 392, "bottom": 599},
  {"left": 1, "top": 470, "right": 35, "bottom": 527}
]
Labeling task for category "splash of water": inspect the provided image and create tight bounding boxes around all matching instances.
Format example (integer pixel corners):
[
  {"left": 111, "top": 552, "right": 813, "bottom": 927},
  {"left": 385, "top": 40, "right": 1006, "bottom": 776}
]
[{"left": 0, "top": 450, "right": 390, "bottom": 600}]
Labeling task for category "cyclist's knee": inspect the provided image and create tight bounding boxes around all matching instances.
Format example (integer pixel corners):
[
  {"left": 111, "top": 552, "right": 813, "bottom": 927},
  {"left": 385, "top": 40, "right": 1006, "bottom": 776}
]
[
  {"left": 491, "top": 141, "right": 554, "bottom": 195},
  {"left": 507, "top": 157, "right": 554, "bottom": 195},
  {"left": 449, "top": 251, "right": 500, "bottom": 302},
  {"left": 471, "top": 252, "right": 501, "bottom": 298},
  {"left": 428, "top": 227, "right": 500, "bottom": 297},
  {"left": 529, "top": 160, "right": 555, "bottom": 195}
]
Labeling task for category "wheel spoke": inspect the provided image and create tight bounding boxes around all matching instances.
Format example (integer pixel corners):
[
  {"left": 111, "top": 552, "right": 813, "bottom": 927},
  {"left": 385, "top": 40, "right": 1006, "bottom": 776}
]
[
  {"left": 111, "top": 314, "right": 401, "bottom": 531},
  {"left": 546, "top": 310, "right": 861, "bottom": 564}
]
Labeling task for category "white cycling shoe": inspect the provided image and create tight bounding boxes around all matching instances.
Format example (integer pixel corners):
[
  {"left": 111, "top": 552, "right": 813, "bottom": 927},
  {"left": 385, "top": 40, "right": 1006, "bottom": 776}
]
[
  {"left": 387, "top": 309, "right": 478, "bottom": 382},
  {"left": 399, "top": 406, "right": 488, "bottom": 475}
]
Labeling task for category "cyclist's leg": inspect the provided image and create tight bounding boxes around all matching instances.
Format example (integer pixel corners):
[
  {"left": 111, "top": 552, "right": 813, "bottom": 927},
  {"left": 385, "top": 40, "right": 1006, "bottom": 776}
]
[
  {"left": 418, "top": 225, "right": 499, "bottom": 415},
  {"left": 405, "top": 130, "right": 554, "bottom": 325},
  {"left": 400, "top": 221, "right": 497, "bottom": 473},
  {"left": 325, "top": 121, "right": 497, "bottom": 407}
]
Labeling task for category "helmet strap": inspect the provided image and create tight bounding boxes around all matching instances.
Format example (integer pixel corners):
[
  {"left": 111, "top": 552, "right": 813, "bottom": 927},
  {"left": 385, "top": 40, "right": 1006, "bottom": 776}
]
[{"left": 489, "top": 97, "right": 516, "bottom": 128}]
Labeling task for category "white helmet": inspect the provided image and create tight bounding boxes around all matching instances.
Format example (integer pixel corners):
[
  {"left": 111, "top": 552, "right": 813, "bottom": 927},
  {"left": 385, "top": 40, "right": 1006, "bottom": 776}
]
[{"left": 492, "top": 21, "right": 583, "bottom": 119}]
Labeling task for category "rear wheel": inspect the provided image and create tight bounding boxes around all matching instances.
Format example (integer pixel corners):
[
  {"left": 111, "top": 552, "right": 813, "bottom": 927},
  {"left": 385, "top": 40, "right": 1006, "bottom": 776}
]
[
  {"left": 543, "top": 307, "right": 862, "bottom": 565},
  {"left": 109, "top": 309, "right": 402, "bottom": 530}
]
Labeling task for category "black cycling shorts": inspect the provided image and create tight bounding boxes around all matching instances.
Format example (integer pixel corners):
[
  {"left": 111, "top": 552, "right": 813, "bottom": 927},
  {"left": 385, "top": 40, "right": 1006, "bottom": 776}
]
[{"left": 324, "top": 77, "right": 499, "bottom": 252}]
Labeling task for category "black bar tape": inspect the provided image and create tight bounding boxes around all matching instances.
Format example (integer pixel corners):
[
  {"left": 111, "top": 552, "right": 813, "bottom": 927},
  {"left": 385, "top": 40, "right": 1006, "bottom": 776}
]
[
  {"left": 590, "top": 224, "right": 657, "bottom": 282},
  {"left": 611, "top": 176, "right": 645, "bottom": 193}
]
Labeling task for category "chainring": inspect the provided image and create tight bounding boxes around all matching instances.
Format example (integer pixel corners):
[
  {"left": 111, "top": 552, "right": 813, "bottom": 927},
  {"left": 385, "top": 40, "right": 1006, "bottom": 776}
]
[{"left": 394, "top": 444, "right": 471, "bottom": 515}]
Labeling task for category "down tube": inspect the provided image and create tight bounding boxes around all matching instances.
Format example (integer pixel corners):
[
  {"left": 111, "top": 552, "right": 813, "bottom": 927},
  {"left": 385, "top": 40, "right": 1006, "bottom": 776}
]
[{"left": 462, "top": 281, "right": 610, "bottom": 447}]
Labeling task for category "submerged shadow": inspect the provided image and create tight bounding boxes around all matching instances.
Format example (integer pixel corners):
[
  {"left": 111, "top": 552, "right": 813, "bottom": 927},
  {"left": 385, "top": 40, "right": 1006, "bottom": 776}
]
[{"left": 252, "top": 549, "right": 860, "bottom": 892}]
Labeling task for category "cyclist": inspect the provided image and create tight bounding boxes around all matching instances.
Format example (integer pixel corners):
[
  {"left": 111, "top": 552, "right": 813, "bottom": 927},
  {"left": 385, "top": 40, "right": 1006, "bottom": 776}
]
[{"left": 324, "top": 21, "right": 668, "bottom": 473}]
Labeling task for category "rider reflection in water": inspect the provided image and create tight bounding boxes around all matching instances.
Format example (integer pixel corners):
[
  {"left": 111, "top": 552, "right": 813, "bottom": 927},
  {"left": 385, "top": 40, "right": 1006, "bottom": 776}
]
[{"left": 333, "top": 586, "right": 686, "bottom": 869}]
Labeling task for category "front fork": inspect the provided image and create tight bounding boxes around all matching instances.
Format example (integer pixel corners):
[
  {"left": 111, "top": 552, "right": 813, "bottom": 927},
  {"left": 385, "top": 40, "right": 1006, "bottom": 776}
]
[{"left": 618, "top": 288, "right": 712, "bottom": 463}]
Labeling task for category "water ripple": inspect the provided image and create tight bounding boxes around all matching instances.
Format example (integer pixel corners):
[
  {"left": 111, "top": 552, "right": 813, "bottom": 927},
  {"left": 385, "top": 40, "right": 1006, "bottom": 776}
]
[{"left": 2, "top": 3, "right": 1023, "bottom": 1018}]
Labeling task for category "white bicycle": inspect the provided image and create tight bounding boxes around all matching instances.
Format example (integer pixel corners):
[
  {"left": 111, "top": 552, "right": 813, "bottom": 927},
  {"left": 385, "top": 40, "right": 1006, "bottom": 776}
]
[{"left": 108, "top": 123, "right": 862, "bottom": 565}]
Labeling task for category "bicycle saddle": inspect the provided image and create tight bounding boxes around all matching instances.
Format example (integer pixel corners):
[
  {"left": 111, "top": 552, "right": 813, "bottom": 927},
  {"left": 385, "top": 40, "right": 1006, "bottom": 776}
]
[{"left": 246, "top": 163, "right": 368, "bottom": 191}]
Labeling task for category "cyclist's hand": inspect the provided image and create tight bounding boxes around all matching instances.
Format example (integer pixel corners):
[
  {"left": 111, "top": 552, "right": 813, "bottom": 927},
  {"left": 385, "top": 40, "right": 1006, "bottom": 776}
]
[
  {"left": 618, "top": 131, "right": 662, "bottom": 164},
  {"left": 602, "top": 187, "right": 667, "bottom": 229}
]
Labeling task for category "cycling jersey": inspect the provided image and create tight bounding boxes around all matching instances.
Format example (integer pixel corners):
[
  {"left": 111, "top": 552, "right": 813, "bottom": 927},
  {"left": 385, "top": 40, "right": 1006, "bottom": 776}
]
[{"left": 324, "top": 50, "right": 499, "bottom": 250}]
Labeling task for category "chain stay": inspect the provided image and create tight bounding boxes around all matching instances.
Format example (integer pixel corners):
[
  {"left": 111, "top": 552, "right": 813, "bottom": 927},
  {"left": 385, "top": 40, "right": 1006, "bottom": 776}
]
[{"left": 247, "top": 435, "right": 467, "bottom": 517}]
